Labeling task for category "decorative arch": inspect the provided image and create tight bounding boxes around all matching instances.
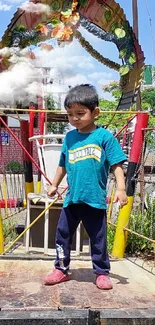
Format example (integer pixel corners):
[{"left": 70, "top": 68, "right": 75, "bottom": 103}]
[{"left": 0, "top": 0, "right": 145, "bottom": 110}]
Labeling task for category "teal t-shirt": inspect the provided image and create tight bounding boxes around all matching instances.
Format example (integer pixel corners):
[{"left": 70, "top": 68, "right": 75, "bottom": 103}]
[{"left": 59, "top": 127, "right": 126, "bottom": 209}]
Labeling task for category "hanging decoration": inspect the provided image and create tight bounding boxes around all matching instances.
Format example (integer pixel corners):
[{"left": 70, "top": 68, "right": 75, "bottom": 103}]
[
  {"left": 0, "top": 0, "right": 145, "bottom": 111},
  {"left": 75, "top": 30, "right": 120, "bottom": 71}
]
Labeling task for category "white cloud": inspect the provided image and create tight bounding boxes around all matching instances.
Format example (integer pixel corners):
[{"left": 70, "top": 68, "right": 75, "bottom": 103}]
[
  {"left": 19, "top": 1, "right": 51, "bottom": 15},
  {"left": 3, "top": 0, "right": 23, "bottom": 2},
  {"left": 70, "top": 56, "right": 94, "bottom": 69},
  {"left": 0, "top": 1, "right": 11, "bottom": 11},
  {"left": 88, "top": 72, "right": 113, "bottom": 80},
  {"left": 34, "top": 41, "right": 95, "bottom": 78},
  {"left": 66, "top": 73, "right": 89, "bottom": 86}
]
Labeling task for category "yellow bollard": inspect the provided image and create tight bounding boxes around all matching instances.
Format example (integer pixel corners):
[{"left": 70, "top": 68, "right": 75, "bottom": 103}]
[
  {"left": 37, "top": 181, "right": 41, "bottom": 194},
  {"left": 0, "top": 209, "right": 4, "bottom": 253},
  {"left": 112, "top": 196, "right": 134, "bottom": 258}
]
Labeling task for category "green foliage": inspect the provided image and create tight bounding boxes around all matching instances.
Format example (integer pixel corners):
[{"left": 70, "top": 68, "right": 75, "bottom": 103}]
[
  {"left": 47, "top": 121, "right": 67, "bottom": 134},
  {"left": 6, "top": 161, "right": 24, "bottom": 174},
  {"left": 102, "top": 81, "right": 121, "bottom": 100},
  {"left": 51, "top": 18, "right": 60, "bottom": 27},
  {"left": 47, "top": 94, "right": 67, "bottom": 134},
  {"left": 110, "top": 22, "right": 119, "bottom": 34},
  {"left": 50, "top": 0, "right": 60, "bottom": 11},
  {"left": 114, "top": 28, "right": 126, "bottom": 39},
  {"left": 61, "top": 9, "right": 72, "bottom": 16},
  {"left": 119, "top": 48, "right": 127, "bottom": 59},
  {"left": 104, "top": 9, "right": 112, "bottom": 23},
  {"left": 107, "top": 226, "right": 115, "bottom": 253},
  {"left": 99, "top": 99, "right": 117, "bottom": 111},
  {"left": 119, "top": 65, "right": 130, "bottom": 76},
  {"left": 126, "top": 198, "right": 155, "bottom": 254},
  {"left": 35, "top": 23, "right": 44, "bottom": 30},
  {"left": 14, "top": 24, "right": 27, "bottom": 32},
  {"left": 2, "top": 219, "right": 17, "bottom": 245},
  {"left": 100, "top": 82, "right": 155, "bottom": 149},
  {"left": 128, "top": 52, "right": 136, "bottom": 65},
  {"left": 141, "top": 88, "right": 155, "bottom": 114},
  {"left": 47, "top": 94, "right": 57, "bottom": 110},
  {"left": 79, "top": 0, "right": 88, "bottom": 7}
]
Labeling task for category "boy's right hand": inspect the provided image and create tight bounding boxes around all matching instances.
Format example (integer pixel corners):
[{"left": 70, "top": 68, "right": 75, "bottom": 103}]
[{"left": 47, "top": 185, "right": 58, "bottom": 197}]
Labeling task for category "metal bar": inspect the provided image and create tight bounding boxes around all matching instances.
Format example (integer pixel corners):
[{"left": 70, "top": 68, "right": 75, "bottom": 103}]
[
  {"left": 0, "top": 117, "right": 65, "bottom": 197},
  {"left": 0, "top": 108, "right": 148, "bottom": 114}
]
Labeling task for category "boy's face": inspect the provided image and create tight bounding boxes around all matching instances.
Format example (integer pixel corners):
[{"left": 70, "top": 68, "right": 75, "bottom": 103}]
[{"left": 66, "top": 103, "right": 99, "bottom": 132}]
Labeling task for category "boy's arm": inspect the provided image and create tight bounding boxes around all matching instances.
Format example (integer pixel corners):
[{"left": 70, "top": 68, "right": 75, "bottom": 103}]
[
  {"left": 48, "top": 166, "right": 66, "bottom": 196},
  {"left": 112, "top": 163, "right": 128, "bottom": 208}
]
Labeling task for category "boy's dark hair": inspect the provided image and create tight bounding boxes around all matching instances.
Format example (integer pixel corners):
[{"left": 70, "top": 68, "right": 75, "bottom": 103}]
[{"left": 64, "top": 84, "right": 99, "bottom": 112}]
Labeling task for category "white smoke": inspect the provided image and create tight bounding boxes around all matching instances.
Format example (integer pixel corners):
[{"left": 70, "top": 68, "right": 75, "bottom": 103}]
[
  {"left": 0, "top": 47, "right": 12, "bottom": 57},
  {"left": 0, "top": 59, "right": 42, "bottom": 104},
  {"left": 19, "top": 1, "right": 51, "bottom": 15},
  {"left": 0, "top": 47, "right": 32, "bottom": 59},
  {"left": 0, "top": 39, "right": 95, "bottom": 108}
]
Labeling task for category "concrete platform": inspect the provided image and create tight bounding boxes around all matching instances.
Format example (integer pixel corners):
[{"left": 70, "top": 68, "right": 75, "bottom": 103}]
[{"left": 0, "top": 258, "right": 155, "bottom": 324}]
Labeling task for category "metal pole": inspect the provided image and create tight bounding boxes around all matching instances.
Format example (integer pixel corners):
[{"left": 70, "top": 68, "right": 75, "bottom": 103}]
[
  {"left": 0, "top": 208, "right": 4, "bottom": 253},
  {"left": 132, "top": 0, "right": 139, "bottom": 39},
  {"left": 132, "top": 0, "right": 141, "bottom": 110}
]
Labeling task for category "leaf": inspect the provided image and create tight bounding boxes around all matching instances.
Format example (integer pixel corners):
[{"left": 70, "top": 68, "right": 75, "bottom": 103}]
[
  {"left": 119, "top": 65, "right": 130, "bottom": 76},
  {"left": 79, "top": 0, "right": 88, "bottom": 7},
  {"left": 15, "top": 24, "right": 27, "bottom": 32},
  {"left": 51, "top": 1, "right": 60, "bottom": 12},
  {"left": 35, "top": 23, "right": 44, "bottom": 30},
  {"left": 140, "top": 243, "right": 146, "bottom": 250},
  {"left": 51, "top": 18, "right": 60, "bottom": 27},
  {"left": 119, "top": 48, "right": 127, "bottom": 59},
  {"left": 104, "top": 9, "right": 112, "bottom": 22},
  {"left": 114, "top": 28, "right": 126, "bottom": 38},
  {"left": 61, "top": 9, "right": 72, "bottom": 17},
  {"left": 129, "top": 52, "right": 136, "bottom": 64},
  {"left": 110, "top": 22, "right": 119, "bottom": 33}
]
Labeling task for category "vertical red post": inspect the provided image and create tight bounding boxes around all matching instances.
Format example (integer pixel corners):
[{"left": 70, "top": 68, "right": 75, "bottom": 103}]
[
  {"left": 112, "top": 112, "right": 149, "bottom": 258},
  {"left": 20, "top": 120, "right": 34, "bottom": 196}
]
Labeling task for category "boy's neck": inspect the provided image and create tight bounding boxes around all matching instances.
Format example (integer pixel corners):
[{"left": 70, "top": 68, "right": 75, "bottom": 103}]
[{"left": 78, "top": 122, "right": 96, "bottom": 133}]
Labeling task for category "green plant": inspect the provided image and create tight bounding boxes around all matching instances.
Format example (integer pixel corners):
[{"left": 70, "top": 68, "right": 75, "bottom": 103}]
[
  {"left": 126, "top": 198, "right": 155, "bottom": 255},
  {"left": 2, "top": 219, "right": 17, "bottom": 245},
  {"left": 6, "top": 161, "right": 24, "bottom": 174},
  {"left": 47, "top": 121, "right": 68, "bottom": 135},
  {"left": 107, "top": 226, "right": 115, "bottom": 253}
]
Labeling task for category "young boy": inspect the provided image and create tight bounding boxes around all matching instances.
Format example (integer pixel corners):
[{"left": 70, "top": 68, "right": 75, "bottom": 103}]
[{"left": 44, "top": 84, "right": 127, "bottom": 290}]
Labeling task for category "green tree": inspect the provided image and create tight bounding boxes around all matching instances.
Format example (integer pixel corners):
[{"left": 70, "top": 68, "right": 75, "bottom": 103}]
[
  {"left": 98, "top": 82, "right": 155, "bottom": 150},
  {"left": 47, "top": 94, "right": 67, "bottom": 134},
  {"left": 141, "top": 88, "right": 155, "bottom": 115}
]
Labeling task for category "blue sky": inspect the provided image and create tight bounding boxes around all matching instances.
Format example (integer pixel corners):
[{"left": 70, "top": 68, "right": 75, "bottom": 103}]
[{"left": 0, "top": 0, "right": 155, "bottom": 100}]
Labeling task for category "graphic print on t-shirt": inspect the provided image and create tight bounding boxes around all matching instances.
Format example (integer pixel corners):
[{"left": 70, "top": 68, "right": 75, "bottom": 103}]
[{"left": 68, "top": 144, "right": 101, "bottom": 163}]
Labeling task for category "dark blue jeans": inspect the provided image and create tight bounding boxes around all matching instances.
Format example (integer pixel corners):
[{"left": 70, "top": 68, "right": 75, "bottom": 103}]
[{"left": 55, "top": 203, "right": 110, "bottom": 275}]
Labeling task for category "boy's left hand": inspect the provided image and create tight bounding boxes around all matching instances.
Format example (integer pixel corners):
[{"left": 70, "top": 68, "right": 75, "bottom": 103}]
[{"left": 113, "top": 189, "right": 128, "bottom": 208}]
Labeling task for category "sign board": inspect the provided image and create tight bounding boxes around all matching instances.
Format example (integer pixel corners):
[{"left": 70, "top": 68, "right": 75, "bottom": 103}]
[
  {"left": 0, "top": 132, "right": 10, "bottom": 145},
  {"left": 143, "top": 65, "right": 152, "bottom": 85}
]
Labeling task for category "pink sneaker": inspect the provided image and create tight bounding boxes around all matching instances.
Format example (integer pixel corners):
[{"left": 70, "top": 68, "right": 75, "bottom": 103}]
[
  {"left": 96, "top": 274, "right": 113, "bottom": 290},
  {"left": 44, "top": 269, "right": 69, "bottom": 285}
]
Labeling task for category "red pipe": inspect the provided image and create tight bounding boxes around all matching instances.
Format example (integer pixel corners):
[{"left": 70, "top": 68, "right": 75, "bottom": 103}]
[
  {"left": 0, "top": 198, "right": 18, "bottom": 208},
  {"left": 129, "top": 113, "right": 149, "bottom": 163},
  {"left": 29, "top": 105, "right": 35, "bottom": 138},
  {"left": 0, "top": 116, "right": 64, "bottom": 195},
  {"left": 115, "top": 114, "right": 137, "bottom": 138}
]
